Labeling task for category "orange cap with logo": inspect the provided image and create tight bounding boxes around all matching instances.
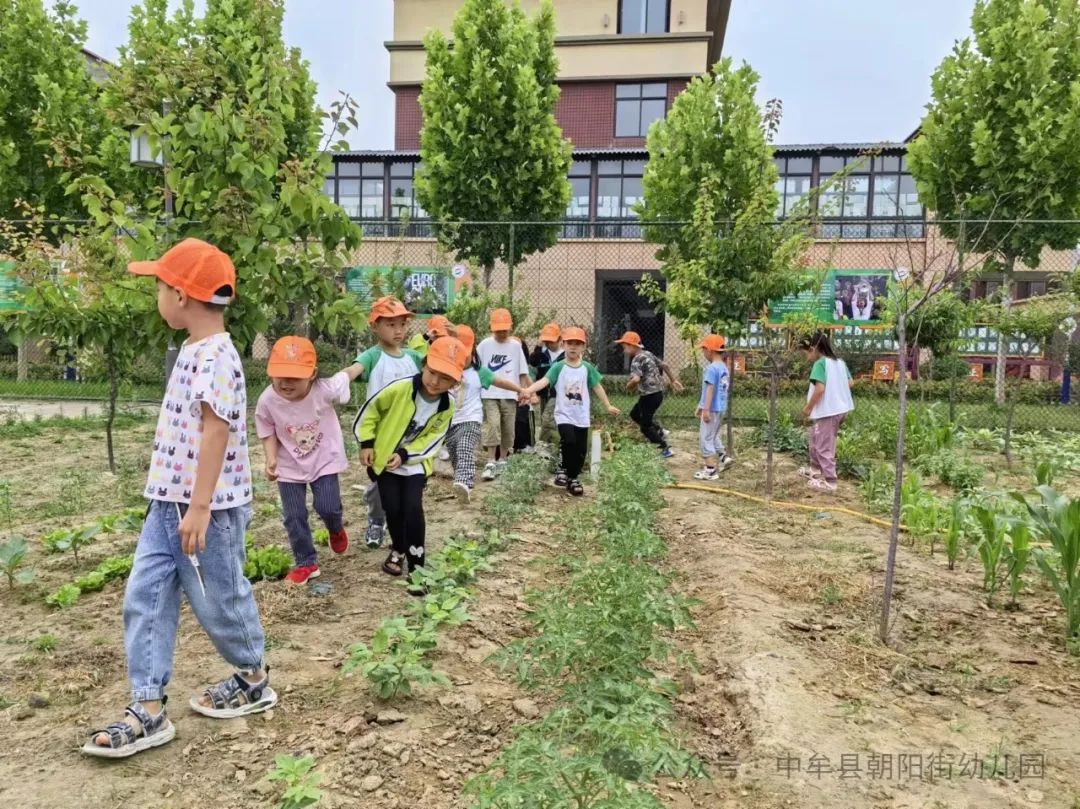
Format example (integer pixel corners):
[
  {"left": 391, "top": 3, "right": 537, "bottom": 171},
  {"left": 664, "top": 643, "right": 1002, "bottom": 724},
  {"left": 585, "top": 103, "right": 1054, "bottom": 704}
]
[
  {"left": 563, "top": 326, "right": 588, "bottom": 343},
  {"left": 128, "top": 238, "right": 236, "bottom": 305},
  {"left": 490, "top": 308, "right": 513, "bottom": 331},
  {"left": 426, "top": 336, "right": 467, "bottom": 383},
  {"left": 700, "top": 334, "right": 727, "bottom": 351},
  {"left": 614, "top": 331, "right": 643, "bottom": 347},
  {"left": 454, "top": 323, "right": 476, "bottom": 355},
  {"left": 427, "top": 314, "right": 452, "bottom": 338},
  {"left": 368, "top": 296, "right": 413, "bottom": 326},
  {"left": 267, "top": 336, "right": 318, "bottom": 378},
  {"left": 539, "top": 322, "right": 562, "bottom": 343}
]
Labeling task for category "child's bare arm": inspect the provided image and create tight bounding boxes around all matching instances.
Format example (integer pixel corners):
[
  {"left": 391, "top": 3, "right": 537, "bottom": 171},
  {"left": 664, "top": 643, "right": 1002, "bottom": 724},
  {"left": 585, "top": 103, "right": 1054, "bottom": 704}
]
[
  {"left": 180, "top": 404, "right": 228, "bottom": 554},
  {"left": 626, "top": 374, "right": 641, "bottom": 392},
  {"left": 262, "top": 435, "right": 280, "bottom": 481},
  {"left": 802, "top": 382, "right": 825, "bottom": 420},
  {"left": 593, "top": 383, "right": 620, "bottom": 415},
  {"left": 493, "top": 378, "right": 522, "bottom": 394},
  {"left": 342, "top": 362, "right": 365, "bottom": 383}
]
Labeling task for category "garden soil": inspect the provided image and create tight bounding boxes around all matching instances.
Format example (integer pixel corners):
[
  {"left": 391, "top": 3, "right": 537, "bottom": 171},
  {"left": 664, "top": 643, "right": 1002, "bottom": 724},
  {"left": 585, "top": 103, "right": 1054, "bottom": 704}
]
[{"left": 0, "top": 418, "right": 1078, "bottom": 808}]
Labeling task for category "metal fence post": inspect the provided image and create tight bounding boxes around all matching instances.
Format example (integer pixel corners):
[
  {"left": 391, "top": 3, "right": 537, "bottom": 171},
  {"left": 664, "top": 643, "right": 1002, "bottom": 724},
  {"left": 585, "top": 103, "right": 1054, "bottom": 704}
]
[{"left": 508, "top": 222, "right": 515, "bottom": 302}]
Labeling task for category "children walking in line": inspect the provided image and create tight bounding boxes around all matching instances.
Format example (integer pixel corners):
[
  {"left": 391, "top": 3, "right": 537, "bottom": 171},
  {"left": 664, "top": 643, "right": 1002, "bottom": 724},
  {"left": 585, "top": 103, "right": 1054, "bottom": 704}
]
[
  {"left": 616, "top": 330, "right": 682, "bottom": 459},
  {"left": 354, "top": 336, "right": 466, "bottom": 578},
  {"left": 84, "top": 238, "right": 274, "bottom": 758},
  {"left": 445, "top": 324, "right": 525, "bottom": 504},
  {"left": 694, "top": 334, "right": 733, "bottom": 481},
  {"left": 800, "top": 331, "right": 854, "bottom": 493},
  {"left": 519, "top": 327, "right": 619, "bottom": 496},
  {"left": 255, "top": 337, "right": 365, "bottom": 585},
  {"left": 477, "top": 308, "right": 531, "bottom": 481},
  {"left": 355, "top": 296, "right": 424, "bottom": 548},
  {"left": 529, "top": 323, "right": 564, "bottom": 452}
]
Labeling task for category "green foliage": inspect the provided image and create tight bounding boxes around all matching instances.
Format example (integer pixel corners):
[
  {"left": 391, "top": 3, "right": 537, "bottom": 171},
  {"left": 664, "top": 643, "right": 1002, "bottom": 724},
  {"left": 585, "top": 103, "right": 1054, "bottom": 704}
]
[
  {"left": 908, "top": 0, "right": 1080, "bottom": 267},
  {"left": 750, "top": 412, "right": 807, "bottom": 455},
  {"left": 71, "top": 554, "right": 134, "bottom": 594},
  {"left": 1012, "top": 485, "right": 1080, "bottom": 646},
  {"left": 0, "top": 536, "right": 34, "bottom": 588},
  {"left": 944, "top": 499, "right": 971, "bottom": 571},
  {"left": 312, "top": 528, "right": 329, "bottom": 547},
  {"left": 984, "top": 295, "right": 1077, "bottom": 352},
  {"left": 914, "top": 449, "right": 985, "bottom": 492},
  {"left": 0, "top": 479, "right": 12, "bottom": 537},
  {"left": 32, "top": 634, "right": 57, "bottom": 653},
  {"left": 444, "top": 284, "right": 556, "bottom": 346},
  {"left": 906, "top": 290, "right": 974, "bottom": 358},
  {"left": 243, "top": 543, "right": 292, "bottom": 582},
  {"left": 45, "top": 583, "right": 80, "bottom": 609},
  {"left": 416, "top": 0, "right": 571, "bottom": 276},
  {"left": 343, "top": 618, "right": 448, "bottom": 700},
  {"left": 0, "top": 0, "right": 107, "bottom": 221},
  {"left": 972, "top": 504, "right": 1010, "bottom": 603},
  {"left": 860, "top": 463, "right": 895, "bottom": 512},
  {"left": 40, "top": 507, "right": 141, "bottom": 561},
  {"left": 267, "top": 754, "right": 323, "bottom": 809},
  {"left": 1003, "top": 519, "right": 1032, "bottom": 608}
]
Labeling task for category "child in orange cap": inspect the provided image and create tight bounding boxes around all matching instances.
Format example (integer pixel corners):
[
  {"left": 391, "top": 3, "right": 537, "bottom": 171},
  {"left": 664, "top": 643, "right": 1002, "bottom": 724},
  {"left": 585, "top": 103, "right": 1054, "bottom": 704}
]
[
  {"left": 255, "top": 337, "right": 367, "bottom": 585},
  {"left": 355, "top": 296, "right": 424, "bottom": 548},
  {"left": 85, "top": 239, "right": 273, "bottom": 759},
  {"left": 694, "top": 335, "right": 733, "bottom": 480},
  {"left": 354, "top": 336, "right": 467, "bottom": 579},
  {"left": 616, "top": 330, "right": 683, "bottom": 459},
  {"left": 477, "top": 308, "right": 531, "bottom": 481},
  {"left": 519, "top": 327, "right": 619, "bottom": 496}
]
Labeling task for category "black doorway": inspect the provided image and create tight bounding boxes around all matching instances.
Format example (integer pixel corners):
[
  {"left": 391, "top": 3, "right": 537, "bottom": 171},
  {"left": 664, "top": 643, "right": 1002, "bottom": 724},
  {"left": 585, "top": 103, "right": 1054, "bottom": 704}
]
[{"left": 596, "top": 274, "right": 665, "bottom": 374}]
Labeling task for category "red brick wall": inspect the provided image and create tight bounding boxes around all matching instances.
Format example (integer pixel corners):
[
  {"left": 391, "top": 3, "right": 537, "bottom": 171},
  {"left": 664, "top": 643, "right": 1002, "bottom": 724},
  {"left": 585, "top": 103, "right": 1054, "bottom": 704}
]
[{"left": 394, "top": 80, "right": 688, "bottom": 151}]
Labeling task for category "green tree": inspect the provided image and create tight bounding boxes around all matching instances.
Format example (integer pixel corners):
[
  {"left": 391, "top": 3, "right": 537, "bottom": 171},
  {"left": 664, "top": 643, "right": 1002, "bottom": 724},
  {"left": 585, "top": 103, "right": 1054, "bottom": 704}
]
[
  {"left": 0, "top": 0, "right": 107, "bottom": 221},
  {"left": 416, "top": 0, "right": 571, "bottom": 287},
  {"left": 907, "top": 0, "right": 1080, "bottom": 404},
  {"left": 71, "top": 0, "right": 363, "bottom": 349}
]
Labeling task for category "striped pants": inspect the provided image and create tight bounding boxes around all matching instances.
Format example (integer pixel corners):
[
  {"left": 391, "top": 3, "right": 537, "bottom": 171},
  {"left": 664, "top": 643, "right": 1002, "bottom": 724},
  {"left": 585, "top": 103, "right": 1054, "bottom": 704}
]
[
  {"left": 278, "top": 474, "right": 344, "bottom": 568},
  {"left": 446, "top": 421, "right": 482, "bottom": 489}
]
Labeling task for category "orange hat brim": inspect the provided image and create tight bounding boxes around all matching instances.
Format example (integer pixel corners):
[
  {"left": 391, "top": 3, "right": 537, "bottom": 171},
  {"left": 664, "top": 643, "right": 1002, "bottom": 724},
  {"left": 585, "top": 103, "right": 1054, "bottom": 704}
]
[
  {"left": 267, "top": 361, "right": 316, "bottom": 378},
  {"left": 426, "top": 352, "right": 463, "bottom": 383}
]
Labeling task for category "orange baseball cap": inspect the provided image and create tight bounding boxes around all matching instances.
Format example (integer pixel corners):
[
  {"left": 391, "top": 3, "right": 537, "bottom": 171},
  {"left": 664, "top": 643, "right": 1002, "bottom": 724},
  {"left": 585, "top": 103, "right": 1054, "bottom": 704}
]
[
  {"left": 563, "top": 326, "right": 587, "bottom": 343},
  {"left": 267, "top": 336, "right": 317, "bottom": 378},
  {"left": 490, "top": 308, "right": 513, "bottom": 331},
  {"left": 426, "top": 336, "right": 467, "bottom": 382},
  {"left": 454, "top": 323, "right": 476, "bottom": 355},
  {"left": 539, "top": 322, "right": 562, "bottom": 342},
  {"left": 368, "top": 295, "right": 413, "bottom": 325},
  {"left": 128, "top": 238, "right": 236, "bottom": 305},
  {"left": 700, "top": 335, "right": 727, "bottom": 351},
  {"left": 427, "top": 314, "right": 452, "bottom": 337},
  {"left": 615, "top": 331, "right": 643, "bottom": 347}
]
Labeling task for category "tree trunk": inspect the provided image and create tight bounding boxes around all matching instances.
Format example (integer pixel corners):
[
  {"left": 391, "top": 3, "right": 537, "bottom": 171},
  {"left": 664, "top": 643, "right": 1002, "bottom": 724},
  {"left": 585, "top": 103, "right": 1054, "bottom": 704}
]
[
  {"left": 106, "top": 356, "right": 119, "bottom": 474},
  {"left": 879, "top": 310, "right": 907, "bottom": 644},
  {"left": 766, "top": 364, "right": 778, "bottom": 499},
  {"left": 483, "top": 265, "right": 493, "bottom": 290},
  {"left": 993, "top": 257, "right": 1017, "bottom": 405}
]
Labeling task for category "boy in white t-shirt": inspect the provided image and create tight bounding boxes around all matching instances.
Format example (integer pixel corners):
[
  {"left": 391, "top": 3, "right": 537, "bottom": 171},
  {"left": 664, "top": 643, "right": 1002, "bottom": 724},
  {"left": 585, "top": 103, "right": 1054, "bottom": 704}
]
[
  {"left": 476, "top": 308, "right": 531, "bottom": 481},
  {"left": 518, "top": 327, "right": 619, "bottom": 497},
  {"left": 354, "top": 296, "right": 424, "bottom": 547}
]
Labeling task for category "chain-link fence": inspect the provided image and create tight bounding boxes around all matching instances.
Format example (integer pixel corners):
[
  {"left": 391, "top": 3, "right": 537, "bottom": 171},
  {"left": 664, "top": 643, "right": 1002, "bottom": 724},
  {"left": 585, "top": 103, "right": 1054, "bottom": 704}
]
[{"left": 2, "top": 218, "right": 1079, "bottom": 439}]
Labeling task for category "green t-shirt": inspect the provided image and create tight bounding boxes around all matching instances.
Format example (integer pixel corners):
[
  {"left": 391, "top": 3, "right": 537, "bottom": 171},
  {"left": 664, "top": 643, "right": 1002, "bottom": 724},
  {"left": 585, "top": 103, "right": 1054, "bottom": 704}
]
[{"left": 810, "top": 356, "right": 852, "bottom": 385}]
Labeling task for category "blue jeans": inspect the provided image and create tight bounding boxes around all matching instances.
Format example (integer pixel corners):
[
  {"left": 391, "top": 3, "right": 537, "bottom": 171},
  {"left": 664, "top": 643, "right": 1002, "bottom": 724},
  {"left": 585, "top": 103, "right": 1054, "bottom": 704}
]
[
  {"left": 278, "top": 474, "right": 344, "bottom": 568},
  {"left": 123, "top": 499, "right": 265, "bottom": 702}
]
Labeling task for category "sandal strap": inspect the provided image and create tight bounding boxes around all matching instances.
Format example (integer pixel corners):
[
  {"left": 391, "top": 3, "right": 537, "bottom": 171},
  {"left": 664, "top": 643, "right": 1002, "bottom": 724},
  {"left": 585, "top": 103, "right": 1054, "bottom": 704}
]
[
  {"left": 95, "top": 721, "right": 138, "bottom": 749},
  {"left": 204, "top": 671, "right": 269, "bottom": 710},
  {"left": 125, "top": 700, "right": 163, "bottom": 733}
]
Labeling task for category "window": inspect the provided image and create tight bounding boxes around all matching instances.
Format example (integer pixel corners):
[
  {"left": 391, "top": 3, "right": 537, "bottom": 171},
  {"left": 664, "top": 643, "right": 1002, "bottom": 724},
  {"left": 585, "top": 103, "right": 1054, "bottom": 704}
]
[
  {"left": 870, "top": 154, "right": 924, "bottom": 237},
  {"left": 615, "top": 83, "right": 667, "bottom": 138},
  {"left": 774, "top": 157, "right": 813, "bottom": 218},
  {"left": 619, "top": 0, "right": 669, "bottom": 34},
  {"left": 388, "top": 161, "right": 427, "bottom": 221},
  {"left": 564, "top": 160, "right": 593, "bottom": 237},
  {"left": 819, "top": 156, "right": 870, "bottom": 237},
  {"left": 597, "top": 160, "right": 645, "bottom": 238}
]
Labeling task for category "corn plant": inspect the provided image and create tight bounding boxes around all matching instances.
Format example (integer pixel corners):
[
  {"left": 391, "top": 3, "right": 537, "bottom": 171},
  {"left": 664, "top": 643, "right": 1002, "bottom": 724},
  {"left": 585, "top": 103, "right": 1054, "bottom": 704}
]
[
  {"left": 0, "top": 479, "right": 12, "bottom": 537},
  {"left": 1013, "top": 486, "right": 1080, "bottom": 649},
  {"left": 972, "top": 505, "right": 1009, "bottom": 604},
  {"left": 943, "top": 500, "right": 969, "bottom": 571},
  {"left": 267, "top": 754, "right": 323, "bottom": 809},
  {"left": 1003, "top": 519, "right": 1032, "bottom": 610},
  {"left": 0, "top": 536, "right": 34, "bottom": 588}
]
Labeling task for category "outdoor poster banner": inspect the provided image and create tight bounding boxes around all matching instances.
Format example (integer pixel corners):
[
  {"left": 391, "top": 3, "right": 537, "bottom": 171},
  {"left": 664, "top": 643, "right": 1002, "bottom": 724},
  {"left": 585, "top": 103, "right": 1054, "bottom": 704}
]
[
  {"left": 344, "top": 264, "right": 470, "bottom": 316},
  {"left": 0, "top": 260, "right": 21, "bottom": 312},
  {"left": 767, "top": 268, "right": 891, "bottom": 327}
]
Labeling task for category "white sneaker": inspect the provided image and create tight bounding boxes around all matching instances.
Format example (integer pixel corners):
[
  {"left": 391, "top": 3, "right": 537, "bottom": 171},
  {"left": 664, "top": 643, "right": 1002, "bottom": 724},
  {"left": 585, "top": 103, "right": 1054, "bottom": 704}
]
[
  {"left": 718, "top": 455, "right": 734, "bottom": 471},
  {"left": 454, "top": 482, "right": 471, "bottom": 504},
  {"left": 495, "top": 460, "right": 508, "bottom": 476},
  {"left": 694, "top": 468, "right": 720, "bottom": 481},
  {"left": 438, "top": 448, "right": 450, "bottom": 462},
  {"left": 482, "top": 463, "right": 497, "bottom": 481}
]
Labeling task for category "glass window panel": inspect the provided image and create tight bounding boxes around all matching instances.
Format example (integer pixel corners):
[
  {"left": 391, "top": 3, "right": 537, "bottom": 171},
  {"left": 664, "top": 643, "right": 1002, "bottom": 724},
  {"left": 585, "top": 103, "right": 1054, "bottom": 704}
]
[
  {"left": 323, "top": 178, "right": 335, "bottom": 199},
  {"left": 843, "top": 176, "right": 869, "bottom": 217},
  {"left": 598, "top": 160, "right": 622, "bottom": 176},
  {"left": 773, "top": 158, "right": 785, "bottom": 173},
  {"left": 819, "top": 156, "right": 845, "bottom": 174},
  {"left": 337, "top": 162, "right": 361, "bottom": 177},
  {"left": 361, "top": 162, "right": 383, "bottom": 178},
  {"left": 597, "top": 177, "right": 622, "bottom": 218},
  {"left": 338, "top": 178, "right": 361, "bottom": 217},
  {"left": 621, "top": 176, "right": 643, "bottom": 216},
  {"left": 621, "top": 0, "right": 645, "bottom": 33},
  {"left": 642, "top": 82, "right": 667, "bottom": 98},
  {"left": 361, "top": 179, "right": 383, "bottom": 219},
  {"left": 623, "top": 160, "right": 646, "bottom": 176},
  {"left": 869, "top": 222, "right": 899, "bottom": 239},
  {"left": 1030, "top": 281, "right": 1047, "bottom": 297},
  {"left": 569, "top": 160, "right": 592, "bottom": 177},
  {"left": 819, "top": 186, "right": 844, "bottom": 218},
  {"left": 567, "top": 177, "right": 591, "bottom": 218},
  {"left": 872, "top": 175, "right": 899, "bottom": 217},
  {"left": 787, "top": 157, "right": 812, "bottom": 173},
  {"left": 845, "top": 156, "right": 871, "bottom": 173},
  {"left": 899, "top": 175, "right": 922, "bottom": 216},
  {"left": 615, "top": 100, "right": 640, "bottom": 137},
  {"left": 640, "top": 99, "right": 666, "bottom": 134},
  {"left": 875, "top": 156, "right": 901, "bottom": 173},
  {"left": 784, "top": 175, "right": 812, "bottom": 214},
  {"left": 645, "top": 0, "right": 668, "bottom": 32},
  {"left": 616, "top": 83, "right": 641, "bottom": 99},
  {"left": 390, "top": 161, "right": 413, "bottom": 178},
  {"left": 389, "top": 178, "right": 413, "bottom": 218},
  {"left": 774, "top": 178, "right": 785, "bottom": 217}
]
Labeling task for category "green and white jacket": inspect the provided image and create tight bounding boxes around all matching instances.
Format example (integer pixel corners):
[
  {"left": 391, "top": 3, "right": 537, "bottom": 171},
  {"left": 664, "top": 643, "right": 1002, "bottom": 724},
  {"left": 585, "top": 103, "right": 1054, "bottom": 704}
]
[{"left": 352, "top": 374, "right": 454, "bottom": 476}]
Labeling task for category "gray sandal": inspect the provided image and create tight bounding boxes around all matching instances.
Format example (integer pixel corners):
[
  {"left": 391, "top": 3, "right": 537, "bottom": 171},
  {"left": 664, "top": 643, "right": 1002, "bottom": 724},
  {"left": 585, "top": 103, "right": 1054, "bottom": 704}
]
[
  {"left": 82, "top": 698, "right": 176, "bottom": 758},
  {"left": 190, "top": 669, "right": 278, "bottom": 719}
]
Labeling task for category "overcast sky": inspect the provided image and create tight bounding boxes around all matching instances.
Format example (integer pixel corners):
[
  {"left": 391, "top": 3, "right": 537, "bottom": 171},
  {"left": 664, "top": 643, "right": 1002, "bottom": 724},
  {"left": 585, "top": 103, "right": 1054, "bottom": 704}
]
[{"left": 76, "top": 0, "right": 975, "bottom": 149}]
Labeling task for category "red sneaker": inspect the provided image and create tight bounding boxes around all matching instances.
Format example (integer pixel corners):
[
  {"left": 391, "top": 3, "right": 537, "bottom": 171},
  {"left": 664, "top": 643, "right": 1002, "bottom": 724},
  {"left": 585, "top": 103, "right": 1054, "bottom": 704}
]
[
  {"left": 329, "top": 528, "right": 349, "bottom": 555},
  {"left": 285, "top": 565, "right": 320, "bottom": 585}
]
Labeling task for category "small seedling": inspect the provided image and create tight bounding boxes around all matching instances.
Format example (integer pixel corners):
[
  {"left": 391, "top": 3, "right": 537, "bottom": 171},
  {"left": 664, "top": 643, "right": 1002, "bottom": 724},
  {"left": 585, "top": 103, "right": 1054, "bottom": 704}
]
[
  {"left": 819, "top": 583, "right": 843, "bottom": 607},
  {"left": 0, "top": 479, "right": 12, "bottom": 536},
  {"left": 32, "top": 634, "right": 58, "bottom": 653},
  {"left": 267, "top": 754, "right": 323, "bottom": 809},
  {"left": 45, "top": 583, "right": 80, "bottom": 609},
  {"left": 244, "top": 545, "right": 293, "bottom": 582},
  {"left": 0, "top": 536, "right": 34, "bottom": 588},
  {"left": 313, "top": 528, "right": 329, "bottom": 547}
]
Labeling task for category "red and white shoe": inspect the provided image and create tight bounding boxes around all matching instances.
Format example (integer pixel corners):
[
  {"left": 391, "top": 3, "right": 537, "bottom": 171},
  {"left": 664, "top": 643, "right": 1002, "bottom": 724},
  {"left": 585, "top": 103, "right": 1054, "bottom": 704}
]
[
  {"left": 285, "top": 565, "right": 321, "bottom": 585},
  {"left": 329, "top": 529, "right": 349, "bottom": 555}
]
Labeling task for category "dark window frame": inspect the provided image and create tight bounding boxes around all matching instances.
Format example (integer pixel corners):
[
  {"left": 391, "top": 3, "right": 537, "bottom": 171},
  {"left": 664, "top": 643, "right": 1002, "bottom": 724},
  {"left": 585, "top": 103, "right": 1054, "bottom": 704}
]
[
  {"left": 617, "top": 0, "right": 671, "bottom": 34},
  {"left": 614, "top": 82, "right": 669, "bottom": 138}
]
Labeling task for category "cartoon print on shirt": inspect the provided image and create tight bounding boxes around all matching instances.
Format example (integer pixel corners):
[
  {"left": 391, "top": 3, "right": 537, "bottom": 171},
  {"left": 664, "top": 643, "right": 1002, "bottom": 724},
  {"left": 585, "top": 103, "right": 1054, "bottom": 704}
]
[
  {"left": 286, "top": 420, "right": 323, "bottom": 457},
  {"left": 564, "top": 379, "right": 584, "bottom": 404}
]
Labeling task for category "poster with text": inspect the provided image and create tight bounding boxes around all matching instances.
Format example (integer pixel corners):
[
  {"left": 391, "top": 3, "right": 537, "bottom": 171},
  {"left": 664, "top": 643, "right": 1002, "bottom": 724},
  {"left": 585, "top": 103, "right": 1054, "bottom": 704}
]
[
  {"left": 345, "top": 265, "right": 471, "bottom": 316},
  {"left": 767, "top": 269, "right": 891, "bottom": 326}
]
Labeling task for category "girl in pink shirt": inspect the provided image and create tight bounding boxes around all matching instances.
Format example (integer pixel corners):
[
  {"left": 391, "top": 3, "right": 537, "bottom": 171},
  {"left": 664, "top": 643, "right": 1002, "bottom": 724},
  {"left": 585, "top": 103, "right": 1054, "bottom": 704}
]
[{"left": 255, "top": 337, "right": 364, "bottom": 585}]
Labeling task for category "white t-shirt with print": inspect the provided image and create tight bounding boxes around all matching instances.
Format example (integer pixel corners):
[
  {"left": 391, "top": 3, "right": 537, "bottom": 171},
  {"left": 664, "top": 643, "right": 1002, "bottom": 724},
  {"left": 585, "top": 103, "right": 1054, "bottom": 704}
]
[
  {"left": 390, "top": 394, "right": 441, "bottom": 476},
  {"left": 358, "top": 346, "right": 423, "bottom": 397},
  {"left": 146, "top": 333, "right": 252, "bottom": 508},
  {"left": 477, "top": 337, "right": 528, "bottom": 400},
  {"left": 547, "top": 360, "right": 602, "bottom": 429}
]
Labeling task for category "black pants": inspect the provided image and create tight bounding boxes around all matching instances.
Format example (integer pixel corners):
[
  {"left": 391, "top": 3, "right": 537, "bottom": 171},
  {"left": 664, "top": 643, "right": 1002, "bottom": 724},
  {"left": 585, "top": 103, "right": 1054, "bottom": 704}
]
[
  {"left": 514, "top": 404, "right": 533, "bottom": 451},
  {"left": 376, "top": 472, "right": 427, "bottom": 569},
  {"left": 630, "top": 392, "right": 667, "bottom": 448},
  {"left": 558, "top": 424, "right": 589, "bottom": 480}
]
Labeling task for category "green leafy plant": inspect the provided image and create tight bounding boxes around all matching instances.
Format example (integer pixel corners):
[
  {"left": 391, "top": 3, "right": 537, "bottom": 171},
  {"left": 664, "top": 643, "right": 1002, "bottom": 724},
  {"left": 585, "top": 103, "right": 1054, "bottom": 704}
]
[
  {"left": 860, "top": 463, "right": 895, "bottom": 512},
  {"left": 0, "top": 536, "right": 34, "bottom": 588},
  {"left": 312, "top": 528, "right": 329, "bottom": 547},
  {"left": 45, "top": 583, "right": 80, "bottom": 609},
  {"left": 0, "top": 479, "right": 12, "bottom": 537},
  {"left": 32, "top": 634, "right": 57, "bottom": 653},
  {"left": 1013, "top": 485, "right": 1080, "bottom": 648},
  {"left": 343, "top": 618, "right": 447, "bottom": 700},
  {"left": 1003, "top": 519, "right": 1032, "bottom": 610},
  {"left": 972, "top": 504, "right": 1009, "bottom": 604},
  {"left": 244, "top": 544, "right": 293, "bottom": 582},
  {"left": 267, "top": 754, "right": 323, "bottom": 809},
  {"left": 944, "top": 499, "right": 970, "bottom": 571}
]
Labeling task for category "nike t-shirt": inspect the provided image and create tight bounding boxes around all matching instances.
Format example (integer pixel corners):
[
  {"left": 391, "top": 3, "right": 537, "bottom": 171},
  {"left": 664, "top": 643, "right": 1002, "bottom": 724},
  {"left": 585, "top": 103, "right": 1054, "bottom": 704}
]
[{"left": 476, "top": 336, "right": 528, "bottom": 401}]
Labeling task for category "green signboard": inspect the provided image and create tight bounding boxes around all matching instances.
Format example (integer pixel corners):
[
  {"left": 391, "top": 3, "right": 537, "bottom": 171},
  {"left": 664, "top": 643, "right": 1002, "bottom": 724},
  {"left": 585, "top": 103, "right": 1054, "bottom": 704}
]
[
  {"left": 767, "top": 269, "right": 891, "bottom": 326},
  {"left": 0, "top": 261, "right": 21, "bottom": 312},
  {"left": 344, "top": 265, "right": 470, "bottom": 316}
]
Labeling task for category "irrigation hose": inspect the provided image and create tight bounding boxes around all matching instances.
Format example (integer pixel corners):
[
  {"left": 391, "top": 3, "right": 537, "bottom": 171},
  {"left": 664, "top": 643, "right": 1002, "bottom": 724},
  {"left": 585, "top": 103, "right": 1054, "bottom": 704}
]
[{"left": 666, "top": 482, "right": 908, "bottom": 532}]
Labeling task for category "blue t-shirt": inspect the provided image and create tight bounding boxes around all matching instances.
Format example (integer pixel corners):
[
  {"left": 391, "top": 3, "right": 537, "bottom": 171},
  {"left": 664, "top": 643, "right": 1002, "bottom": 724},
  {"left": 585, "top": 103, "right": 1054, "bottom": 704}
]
[{"left": 699, "top": 361, "right": 729, "bottom": 413}]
